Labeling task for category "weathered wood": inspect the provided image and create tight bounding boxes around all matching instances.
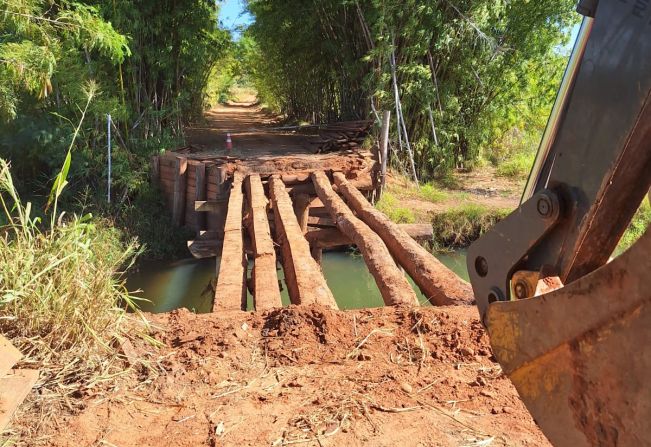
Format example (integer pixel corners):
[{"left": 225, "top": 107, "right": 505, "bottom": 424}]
[
  {"left": 0, "top": 335, "right": 22, "bottom": 377},
  {"left": 206, "top": 165, "right": 228, "bottom": 237},
  {"left": 195, "top": 199, "right": 229, "bottom": 212},
  {"left": 188, "top": 239, "right": 223, "bottom": 259},
  {"left": 307, "top": 216, "right": 336, "bottom": 227},
  {"left": 310, "top": 245, "right": 323, "bottom": 265},
  {"left": 333, "top": 172, "right": 472, "bottom": 305},
  {"left": 287, "top": 175, "right": 373, "bottom": 196},
  {"left": 245, "top": 174, "right": 282, "bottom": 310},
  {"left": 0, "top": 369, "right": 39, "bottom": 431},
  {"left": 188, "top": 238, "right": 253, "bottom": 259},
  {"left": 293, "top": 194, "right": 311, "bottom": 233},
  {"left": 269, "top": 175, "right": 337, "bottom": 308},
  {"left": 172, "top": 157, "right": 188, "bottom": 226},
  {"left": 213, "top": 172, "right": 246, "bottom": 312},
  {"left": 306, "top": 223, "right": 433, "bottom": 249},
  {"left": 312, "top": 171, "right": 418, "bottom": 307}
]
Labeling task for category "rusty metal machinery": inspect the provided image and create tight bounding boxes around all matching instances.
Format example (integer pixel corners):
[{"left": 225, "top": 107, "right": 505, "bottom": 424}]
[{"left": 467, "top": 0, "right": 651, "bottom": 445}]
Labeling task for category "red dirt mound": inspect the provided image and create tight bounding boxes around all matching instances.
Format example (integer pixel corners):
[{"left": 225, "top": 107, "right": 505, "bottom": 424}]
[{"left": 13, "top": 305, "right": 549, "bottom": 446}]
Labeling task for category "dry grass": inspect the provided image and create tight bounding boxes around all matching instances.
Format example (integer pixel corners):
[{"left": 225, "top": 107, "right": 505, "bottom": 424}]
[{"left": 0, "top": 159, "right": 146, "bottom": 442}]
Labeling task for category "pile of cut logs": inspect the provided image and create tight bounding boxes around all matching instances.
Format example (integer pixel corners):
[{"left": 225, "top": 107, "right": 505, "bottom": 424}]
[{"left": 312, "top": 120, "right": 372, "bottom": 153}]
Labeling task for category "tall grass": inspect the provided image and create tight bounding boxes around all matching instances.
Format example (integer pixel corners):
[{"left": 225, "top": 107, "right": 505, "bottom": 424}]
[
  {"left": 0, "top": 158, "right": 142, "bottom": 434},
  {"left": 375, "top": 192, "right": 416, "bottom": 223},
  {"left": 431, "top": 204, "right": 511, "bottom": 250}
]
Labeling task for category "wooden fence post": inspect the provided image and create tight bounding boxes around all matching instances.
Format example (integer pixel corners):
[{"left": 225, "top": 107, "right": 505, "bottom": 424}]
[{"left": 378, "top": 111, "right": 391, "bottom": 199}]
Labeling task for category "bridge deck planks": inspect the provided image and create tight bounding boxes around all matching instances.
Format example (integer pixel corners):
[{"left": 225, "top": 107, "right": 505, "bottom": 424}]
[
  {"left": 312, "top": 171, "right": 418, "bottom": 307},
  {"left": 213, "top": 172, "right": 247, "bottom": 312},
  {"left": 245, "top": 174, "right": 283, "bottom": 310},
  {"left": 268, "top": 176, "right": 338, "bottom": 308}
]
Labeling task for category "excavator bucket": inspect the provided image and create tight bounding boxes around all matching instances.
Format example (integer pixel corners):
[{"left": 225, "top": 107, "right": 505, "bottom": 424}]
[{"left": 485, "top": 227, "right": 651, "bottom": 446}]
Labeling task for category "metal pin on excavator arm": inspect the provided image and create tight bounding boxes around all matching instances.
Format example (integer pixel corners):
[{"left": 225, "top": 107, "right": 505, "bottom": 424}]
[{"left": 467, "top": 0, "right": 651, "bottom": 445}]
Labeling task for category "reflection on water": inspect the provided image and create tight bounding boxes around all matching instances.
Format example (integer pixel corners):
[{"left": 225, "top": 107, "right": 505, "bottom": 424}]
[{"left": 127, "top": 249, "right": 469, "bottom": 314}]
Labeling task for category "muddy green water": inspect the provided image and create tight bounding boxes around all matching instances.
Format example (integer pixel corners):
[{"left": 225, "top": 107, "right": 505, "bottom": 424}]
[{"left": 127, "top": 250, "right": 468, "bottom": 314}]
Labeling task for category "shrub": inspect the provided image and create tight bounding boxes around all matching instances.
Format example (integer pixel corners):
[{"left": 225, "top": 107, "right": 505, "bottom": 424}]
[
  {"left": 431, "top": 204, "right": 510, "bottom": 249},
  {"left": 618, "top": 198, "right": 651, "bottom": 252},
  {"left": 0, "top": 159, "right": 142, "bottom": 417},
  {"left": 417, "top": 183, "right": 448, "bottom": 203},
  {"left": 375, "top": 192, "right": 416, "bottom": 223},
  {"left": 496, "top": 152, "right": 535, "bottom": 179}
]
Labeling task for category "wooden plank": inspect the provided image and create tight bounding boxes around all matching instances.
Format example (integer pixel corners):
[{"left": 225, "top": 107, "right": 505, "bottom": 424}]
[
  {"left": 307, "top": 216, "right": 335, "bottom": 227},
  {"left": 333, "top": 172, "right": 472, "bottom": 305},
  {"left": 172, "top": 157, "right": 188, "bottom": 226},
  {"left": 188, "top": 239, "right": 223, "bottom": 259},
  {"left": 269, "top": 176, "right": 337, "bottom": 308},
  {"left": 287, "top": 175, "right": 373, "bottom": 196},
  {"left": 312, "top": 171, "right": 417, "bottom": 307},
  {"left": 0, "top": 335, "right": 22, "bottom": 377},
  {"left": 207, "top": 165, "right": 228, "bottom": 234},
  {"left": 213, "top": 172, "right": 246, "bottom": 312},
  {"left": 195, "top": 199, "right": 229, "bottom": 212},
  {"left": 159, "top": 156, "right": 179, "bottom": 168},
  {"left": 245, "top": 174, "right": 282, "bottom": 310},
  {"left": 188, "top": 238, "right": 253, "bottom": 259},
  {"left": 0, "top": 369, "right": 39, "bottom": 431},
  {"left": 306, "top": 224, "right": 433, "bottom": 249}
]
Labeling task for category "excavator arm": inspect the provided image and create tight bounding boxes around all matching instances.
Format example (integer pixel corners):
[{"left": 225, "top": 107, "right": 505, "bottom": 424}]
[{"left": 467, "top": 0, "right": 651, "bottom": 445}]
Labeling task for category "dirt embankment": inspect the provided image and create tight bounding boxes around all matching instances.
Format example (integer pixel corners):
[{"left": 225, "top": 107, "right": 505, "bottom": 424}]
[{"left": 42, "top": 305, "right": 548, "bottom": 447}]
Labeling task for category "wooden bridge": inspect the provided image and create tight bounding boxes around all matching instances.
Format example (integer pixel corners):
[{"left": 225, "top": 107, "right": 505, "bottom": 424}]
[{"left": 152, "top": 148, "right": 472, "bottom": 311}]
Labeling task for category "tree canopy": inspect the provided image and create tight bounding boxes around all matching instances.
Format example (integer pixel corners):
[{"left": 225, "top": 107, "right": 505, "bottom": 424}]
[
  {"left": 1, "top": 0, "right": 229, "bottom": 198},
  {"left": 245, "top": 0, "right": 579, "bottom": 175}
]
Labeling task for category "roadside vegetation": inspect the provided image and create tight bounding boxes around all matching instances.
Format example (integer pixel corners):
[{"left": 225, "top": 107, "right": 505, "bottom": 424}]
[
  {"left": 619, "top": 198, "right": 651, "bottom": 252},
  {"left": 0, "top": 0, "right": 230, "bottom": 259},
  {"left": 431, "top": 205, "right": 511, "bottom": 250},
  {"left": 0, "top": 158, "right": 145, "bottom": 437},
  {"left": 244, "top": 0, "right": 577, "bottom": 178}
]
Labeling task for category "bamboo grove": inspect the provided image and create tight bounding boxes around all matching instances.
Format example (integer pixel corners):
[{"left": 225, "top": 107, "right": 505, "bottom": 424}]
[
  {"left": 245, "top": 0, "right": 579, "bottom": 176},
  {"left": 0, "top": 0, "right": 229, "bottom": 200}
]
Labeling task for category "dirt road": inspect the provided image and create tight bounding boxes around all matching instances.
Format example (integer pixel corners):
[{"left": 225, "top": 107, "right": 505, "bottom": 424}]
[
  {"left": 47, "top": 306, "right": 548, "bottom": 447},
  {"left": 185, "top": 102, "right": 318, "bottom": 157}
]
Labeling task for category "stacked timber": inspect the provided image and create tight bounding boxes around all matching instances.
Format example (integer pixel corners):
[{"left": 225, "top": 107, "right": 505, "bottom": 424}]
[{"left": 312, "top": 120, "right": 372, "bottom": 153}]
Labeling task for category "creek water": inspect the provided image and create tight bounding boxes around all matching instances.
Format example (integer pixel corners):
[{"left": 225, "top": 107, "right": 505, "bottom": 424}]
[{"left": 127, "top": 250, "right": 469, "bottom": 314}]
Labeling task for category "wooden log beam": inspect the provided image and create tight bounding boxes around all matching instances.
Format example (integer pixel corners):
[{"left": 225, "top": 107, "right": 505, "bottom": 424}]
[
  {"left": 306, "top": 224, "right": 433, "bottom": 249},
  {"left": 292, "top": 194, "right": 310, "bottom": 233},
  {"left": 287, "top": 176, "right": 373, "bottom": 196},
  {"left": 245, "top": 174, "right": 282, "bottom": 310},
  {"left": 213, "top": 172, "right": 246, "bottom": 312},
  {"left": 332, "top": 172, "right": 472, "bottom": 305},
  {"left": 311, "top": 171, "right": 418, "bottom": 307},
  {"left": 268, "top": 175, "right": 338, "bottom": 308}
]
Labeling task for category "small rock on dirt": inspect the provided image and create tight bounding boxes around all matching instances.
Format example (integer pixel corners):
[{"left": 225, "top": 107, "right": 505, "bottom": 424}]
[{"left": 400, "top": 382, "right": 413, "bottom": 394}]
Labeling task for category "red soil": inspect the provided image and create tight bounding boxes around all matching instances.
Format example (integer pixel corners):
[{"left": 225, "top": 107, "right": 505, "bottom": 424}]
[{"left": 42, "top": 305, "right": 549, "bottom": 446}]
